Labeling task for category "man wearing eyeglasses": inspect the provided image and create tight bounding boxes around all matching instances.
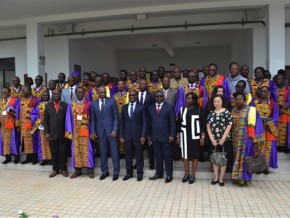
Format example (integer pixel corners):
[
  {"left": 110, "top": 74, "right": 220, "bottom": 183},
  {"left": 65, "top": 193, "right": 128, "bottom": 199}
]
[
  {"left": 120, "top": 90, "right": 147, "bottom": 181},
  {"left": 148, "top": 91, "right": 176, "bottom": 183}
]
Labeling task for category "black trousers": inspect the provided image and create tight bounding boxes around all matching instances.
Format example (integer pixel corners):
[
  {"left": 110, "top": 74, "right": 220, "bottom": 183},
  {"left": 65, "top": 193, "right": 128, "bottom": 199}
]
[
  {"left": 49, "top": 139, "right": 67, "bottom": 172},
  {"left": 153, "top": 141, "right": 173, "bottom": 177},
  {"left": 146, "top": 143, "right": 155, "bottom": 168},
  {"left": 125, "top": 139, "right": 144, "bottom": 176}
]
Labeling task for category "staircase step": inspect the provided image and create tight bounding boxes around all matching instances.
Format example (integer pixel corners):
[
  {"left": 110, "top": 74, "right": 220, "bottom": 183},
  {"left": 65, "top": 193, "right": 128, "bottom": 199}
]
[{"left": 1, "top": 156, "right": 289, "bottom": 181}]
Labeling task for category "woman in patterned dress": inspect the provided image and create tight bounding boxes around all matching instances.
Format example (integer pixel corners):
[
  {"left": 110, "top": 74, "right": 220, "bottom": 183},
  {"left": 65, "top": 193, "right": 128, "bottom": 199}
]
[
  {"left": 207, "top": 95, "right": 233, "bottom": 186},
  {"left": 231, "top": 92, "right": 264, "bottom": 186}
]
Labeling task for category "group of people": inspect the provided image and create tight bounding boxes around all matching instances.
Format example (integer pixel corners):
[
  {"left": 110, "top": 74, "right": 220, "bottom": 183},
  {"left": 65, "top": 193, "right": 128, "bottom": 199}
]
[{"left": 0, "top": 63, "right": 289, "bottom": 186}]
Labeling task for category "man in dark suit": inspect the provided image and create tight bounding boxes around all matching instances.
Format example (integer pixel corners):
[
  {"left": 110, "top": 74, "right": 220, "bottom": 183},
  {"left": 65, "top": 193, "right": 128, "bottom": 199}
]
[
  {"left": 138, "top": 79, "right": 155, "bottom": 170},
  {"left": 120, "top": 90, "right": 147, "bottom": 181},
  {"left": 159, "top": 77, "right": 177, "bottom": 107},
  {"left": 148, "top": 91, "right": 176, "bottom": 183},
  {"left": 44, "top": 89, "right": 68, "bottom": 178},
  {"left": 90, "top": 86, "right": 120, "bottom": 181}
]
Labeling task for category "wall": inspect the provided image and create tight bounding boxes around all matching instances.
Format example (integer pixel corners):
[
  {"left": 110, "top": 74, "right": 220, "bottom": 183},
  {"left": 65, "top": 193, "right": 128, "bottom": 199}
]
[
  {"left": 285, "top": 28, "right": 290, "bottom": 66},
  {"left": 45, "top": 36, "right": 70, "bottom": 80},
  {"left": 69, "top": 38, "right": 118, "bottom": 78},
  {"left": 0, "top": 39, "right": 27, "bottom": 81},
  {"left": 0, "top": 37, "right": 70, "bottom": 83},
  {"left": 231, "top": 29, "right": 254, "bottom": 75},
  {"left": 118, "top": 46, "right": 231, "bottom": 75}
]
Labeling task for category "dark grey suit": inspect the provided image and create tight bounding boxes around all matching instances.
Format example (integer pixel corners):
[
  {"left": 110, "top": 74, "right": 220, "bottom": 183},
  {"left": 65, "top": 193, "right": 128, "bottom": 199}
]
[{"left": 159, "top": 88, "right": 177, "bottom": 107}]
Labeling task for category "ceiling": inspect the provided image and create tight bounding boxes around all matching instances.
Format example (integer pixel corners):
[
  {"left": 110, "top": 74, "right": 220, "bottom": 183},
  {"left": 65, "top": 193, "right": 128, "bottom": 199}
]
[
  {"left": 91, "top": 29, "right": 246, "bottom": 51},
  {"left": 0, "top": 0, "right": 242, "bottom": 21}
]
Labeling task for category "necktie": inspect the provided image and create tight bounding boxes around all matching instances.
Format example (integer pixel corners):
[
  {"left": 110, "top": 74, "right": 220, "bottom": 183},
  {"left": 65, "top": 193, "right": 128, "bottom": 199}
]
[
  {"left": 101, "top": 99, "right": 105, "bottom": 113},
  {"left": 130, "top": 103, "right": 134, "bottom": 119},
  {"left": 70, "top": 87, "right": 73, "bottom": 100},
  {"left": 156, "top": 104, "right": 161, "bottom": 114},
  {"left": 55, "top": 102, "right": 60, "bottom": 113},
  {"left": 140, "top": 92, "right": 144, "bottom": 104},
  {"left": 164, "top": 90, "right": 168, "bottom": 98}
]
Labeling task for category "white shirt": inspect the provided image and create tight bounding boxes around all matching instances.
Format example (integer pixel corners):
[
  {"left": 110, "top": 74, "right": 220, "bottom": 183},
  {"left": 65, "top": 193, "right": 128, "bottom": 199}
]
[
  {"left": 128, "top": 101, "right": 137, "bottom": 117},
  {"left": 163, "top": 89, "right": 169, "bottom": 98},
  {"left": 69, "top": 85, "right": 77, "bottom": 96},
  {"left": 99, "top": 98, "right": 105, "bottom": 111},
  {"left": 139, "top": 91, "right": 147, "bottom": 104},
  {"left": 156, "top": 102, "right": 164, "bottom": 111},
  {"left": 49, "top": 90, "right": 53, "bottom": 99}
]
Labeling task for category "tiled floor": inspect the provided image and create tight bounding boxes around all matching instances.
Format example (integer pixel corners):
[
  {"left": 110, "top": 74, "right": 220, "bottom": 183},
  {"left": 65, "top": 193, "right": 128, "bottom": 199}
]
[{"left": 1, "top": 169, "right": 290, "bottom": 217}]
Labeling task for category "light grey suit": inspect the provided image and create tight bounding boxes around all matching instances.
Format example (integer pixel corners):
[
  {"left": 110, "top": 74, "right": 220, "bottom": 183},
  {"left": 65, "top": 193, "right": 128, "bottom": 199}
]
[
  {"left": 159, "top": 88, "right": 178, "bottom": 107},
  {"left": 61, "top": 87, "right": 77, "bottom": 104}
]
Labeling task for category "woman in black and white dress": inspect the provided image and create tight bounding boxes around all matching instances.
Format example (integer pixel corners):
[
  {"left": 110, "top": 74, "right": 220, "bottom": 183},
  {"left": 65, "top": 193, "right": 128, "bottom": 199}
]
[{"left": 177, "top": 92, "right": 206, "bottom": 184}]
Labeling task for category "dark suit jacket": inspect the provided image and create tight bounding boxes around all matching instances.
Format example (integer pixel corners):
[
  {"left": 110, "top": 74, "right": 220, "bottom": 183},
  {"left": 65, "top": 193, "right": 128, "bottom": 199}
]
[
  {"left": 44, "top": 101, "right": 68, "bottom": 140},
  {"left": 148, "top": 102, "right": 176, "bottom": 143},
  {"left": 90, "top": 97, "right": 118, "bottom": 137},
  {"left": 120, "top": 102, "right": 147, "bottom": 141},
  {"left": 138, "top": 91, "right": 154, "bottom": 109},
  {"left": 159, "top": 88, "right": 178, "bottom": 107}
]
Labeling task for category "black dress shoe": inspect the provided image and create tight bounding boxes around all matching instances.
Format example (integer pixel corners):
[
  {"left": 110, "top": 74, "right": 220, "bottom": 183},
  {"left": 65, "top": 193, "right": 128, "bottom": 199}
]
[
  {"left": 219, "top": 181, "right": 225, "bottom": 186},
  {"left": 122, "top": 174, "right": 133, "bottom": 181},
  {"left": 21, "top": 159, "right": 32, "bottom": 164},
  {"left": 2, "top": 159, "right": 12, "bottom": 164},
  {"left": 14, "top": 159, "right": 20, "bottom": 164},
  {"left": 137, "top": 174, "right": 143, "bottom": 181},
  {"left": 263, "top": 169, "right": 269, "bottom": 175},
  {"left": 40, "top": 160, "right": 49, "bottom": 166},
  {"left": 189, "top": 175, "right": 195, "bottom": 184},
  {"left": 211, "top": 180, "right": 219, "bottom": 185},
  {"left": 112, "top": 174, "right": 119, "bottom": 181},
  {"left": 182, "top": 175, "right": 189, "bottom": 183},
  {"left": 99, "top": 172, "right": 109, "bottom": 180},
  {"left": 149, "top": 174, "right": 163, "bottom": 180},
  {"left": 165, "top": 176, "right": 173, "bottom": 183}
]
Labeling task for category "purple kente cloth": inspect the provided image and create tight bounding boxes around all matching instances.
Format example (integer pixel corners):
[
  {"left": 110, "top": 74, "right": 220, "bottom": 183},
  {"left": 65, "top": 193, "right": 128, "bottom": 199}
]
[
  {"left": 269, "top": 80, "right": 278, "bottom": 103},
  {"left": 175, "top": 85, "right": 207, "bottom": 115},
  {"left": 269, "top": 140, "right": 278, "bottom": 169},
  {"left": 0, "top": 97, "right": 21, "bottom": 156},
  {"left": 242, "top": 108, "right": 264, "bottom": 181},
  {"left": 65, "top": 103, "right": 95, "bottom": 169}
]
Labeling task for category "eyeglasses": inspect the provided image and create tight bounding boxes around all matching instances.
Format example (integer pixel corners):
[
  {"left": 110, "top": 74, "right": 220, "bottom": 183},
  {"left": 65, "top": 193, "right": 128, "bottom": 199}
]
[{"left": 155, "top": 95, "right": 163, "bottom": 98}]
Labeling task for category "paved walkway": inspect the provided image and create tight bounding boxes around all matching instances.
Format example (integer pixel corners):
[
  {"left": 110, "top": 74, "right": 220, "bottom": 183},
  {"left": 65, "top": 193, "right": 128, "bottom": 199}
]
[{"left": 1, "top": 169, "right": 290, "bottom": 217}]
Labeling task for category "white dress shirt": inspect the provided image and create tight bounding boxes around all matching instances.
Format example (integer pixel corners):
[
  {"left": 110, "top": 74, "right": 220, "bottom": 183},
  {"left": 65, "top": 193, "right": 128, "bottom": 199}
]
[
  {"left": 128, "top": 101, "right": 137, "bottom": 117},
  {"left": 139, "top": 91, "right": 147, "bottom": 104},
  {"left": 99, "top": 98, "right": 105, "bottom": 111}
]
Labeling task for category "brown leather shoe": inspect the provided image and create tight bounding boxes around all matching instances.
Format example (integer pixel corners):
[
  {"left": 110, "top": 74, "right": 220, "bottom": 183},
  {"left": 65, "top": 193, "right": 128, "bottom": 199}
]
[
  {"left": 62, "top": 170, "right": 69, "bottom": 177},
  {"left": 88, "top": 173, "right": 95, "bottom": 179},
  {"left": 70, "top": 172, "right": 81, "bottom": 179},
  {"left": 49, "top": 171, "right": 59, "bottom": 178}
]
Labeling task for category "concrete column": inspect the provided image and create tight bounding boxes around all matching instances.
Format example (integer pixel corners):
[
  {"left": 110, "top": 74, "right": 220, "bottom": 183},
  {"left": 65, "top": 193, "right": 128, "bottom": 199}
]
[
  {"left": 26, "top": 21, "right": 45, "bottom": 81},
  {"left": 267, "top": 0, "right": 285, "bottom": 75},
  {"left": 253, "top": 26, "right": 266, "bottom": 72}
]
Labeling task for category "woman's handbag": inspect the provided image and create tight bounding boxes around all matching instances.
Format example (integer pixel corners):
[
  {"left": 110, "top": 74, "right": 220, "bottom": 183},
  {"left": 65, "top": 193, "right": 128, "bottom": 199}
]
[
  {"left": 245, "top": 153, "right": 268, "bottom": 174},
  {"left": 210, "top": 145, "right": 227, "bottom": 166}
]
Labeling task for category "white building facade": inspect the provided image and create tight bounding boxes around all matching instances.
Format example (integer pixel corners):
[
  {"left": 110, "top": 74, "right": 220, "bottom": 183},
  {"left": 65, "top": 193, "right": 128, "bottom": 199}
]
[{"left": 0, "top": 0, "right": 289, "bottom": 86}]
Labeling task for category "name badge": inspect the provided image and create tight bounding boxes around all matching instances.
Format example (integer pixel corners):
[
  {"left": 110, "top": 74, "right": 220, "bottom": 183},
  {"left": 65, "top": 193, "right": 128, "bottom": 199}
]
[
  {"left": 77, "top": 115, "right": 83, "bottom": 120},
  {"left": 38, "top": 124, "right": 44, "bottom": 130},
  {"left": 2, "top": 111, "right": 7, "bottom": 116}
]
